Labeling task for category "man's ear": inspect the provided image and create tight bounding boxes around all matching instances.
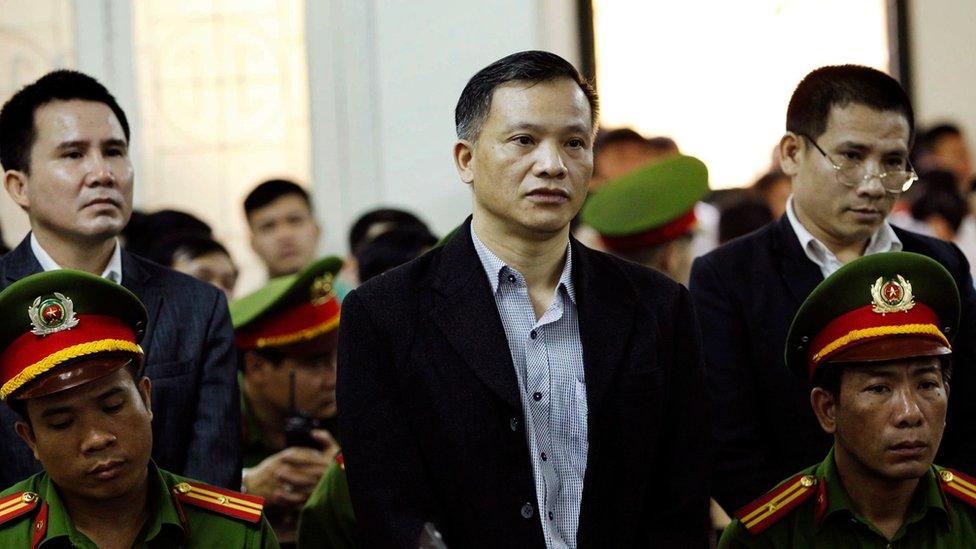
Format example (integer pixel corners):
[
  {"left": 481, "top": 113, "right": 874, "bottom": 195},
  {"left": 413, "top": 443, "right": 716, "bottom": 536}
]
[
  {"left": 14, "top": 420, "right": 40, "bottom": 461},
  {"left": 138, "top": 376, "right": 153, "bottom": 420},
  {"left": 810, "top": 387, "right": 838, "bottom": 434},
  {"left": 4, "top": 170, "right": 31, "bottom": 211},
  {"left": 778, "top": 132, "right": 804, "bottom": 177},
  {"left": 453, "top": 140, "right": 475, "bottom": 185}
]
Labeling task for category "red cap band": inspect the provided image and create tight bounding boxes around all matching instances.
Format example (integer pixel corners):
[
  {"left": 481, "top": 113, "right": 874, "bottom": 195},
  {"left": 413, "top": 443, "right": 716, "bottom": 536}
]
[
  {"left": 599, "top": 210, "right": 697, "bottom": 252},
  {"left": 235, "top": 296, "right": 341, "bottom": 349}
]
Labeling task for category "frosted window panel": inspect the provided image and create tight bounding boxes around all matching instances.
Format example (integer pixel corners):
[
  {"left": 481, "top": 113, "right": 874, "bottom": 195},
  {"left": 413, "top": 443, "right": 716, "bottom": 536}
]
[
  {"left": 0, "top": 0, "right": 75, "bottom": 246},
  {"left": 133, "top": 0, "right": 311, "bottom": 294},
  {"left": 593, "top": 0, "right": 890, "bottom": 189}
]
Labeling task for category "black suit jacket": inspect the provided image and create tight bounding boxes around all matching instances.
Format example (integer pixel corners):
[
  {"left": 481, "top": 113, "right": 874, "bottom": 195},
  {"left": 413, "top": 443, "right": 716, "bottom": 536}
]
[
  {"left": 0, "top": 236, "right": 241, "bottom": 488},
  {"left": 689, "top": 216, "right": 976, "bottom": 512},
  {"left": 337, "top": 219, "right": 710, "bottom": 549}
]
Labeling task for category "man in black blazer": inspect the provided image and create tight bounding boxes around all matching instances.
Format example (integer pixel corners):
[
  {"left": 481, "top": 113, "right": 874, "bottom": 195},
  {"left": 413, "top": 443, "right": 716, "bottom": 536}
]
[
  {"left": 0, "top": 70, "right": 240, "bottom": 488},
  {"left": 337, "top": 51, "right": 710, "bottom": 548},
  {"left": 690, "top": 65, "right": 976, "bottom": 513}
]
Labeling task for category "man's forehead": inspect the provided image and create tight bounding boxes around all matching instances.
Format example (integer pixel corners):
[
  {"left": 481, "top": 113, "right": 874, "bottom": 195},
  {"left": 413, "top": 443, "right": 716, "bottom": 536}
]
[
  {"left": 488, "top": 79, "right": 591, "bottom": 121},
  {"left": 34, "top": 99, "right": 125, "bottom": 141},
  {"left": 822, "top": 103, "right": 910, "bottom": 144},
  {"left": 847, "top": 357, "right": 943, "bottom": 377}
]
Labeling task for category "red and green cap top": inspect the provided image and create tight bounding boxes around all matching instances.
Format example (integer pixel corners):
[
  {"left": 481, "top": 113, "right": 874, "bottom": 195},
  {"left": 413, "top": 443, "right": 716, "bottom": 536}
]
[
  {"left": 786, "top": 252, "right": 960, "bottom": 381},
  {"left": 580, "top": 154, "right": 709, "bottom": 252},
  {"left": 0, "top": 270, "right": 147, "bottom": 401},
  {"left": 231, "top": 256, "right": 343, "bottom": 350}
]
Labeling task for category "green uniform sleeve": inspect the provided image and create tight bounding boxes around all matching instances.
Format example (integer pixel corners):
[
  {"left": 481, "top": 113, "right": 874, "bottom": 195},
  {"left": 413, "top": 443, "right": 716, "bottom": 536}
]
[
  {"left": 297, "top": 461, "right": 357, "bottom": 549},
  {"left": 717, "top": 520, "right": 772, "bottom": 549},
  {"left": 251, "top": 515, "right": 281, "bottom": 549}
]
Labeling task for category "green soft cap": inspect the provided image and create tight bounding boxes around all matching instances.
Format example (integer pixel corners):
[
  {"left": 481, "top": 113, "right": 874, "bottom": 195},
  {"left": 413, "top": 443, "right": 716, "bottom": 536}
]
[
  {"left": 785, "top": 252, "right": 960, "bottom": 379},
  {"left": 580, "top": 154, "right": 709, "bottom": 236},
  {"left": 230, "top": 256, "right": 343, "bottom": 330},
  {"left": 0, "top": 269, "right": 147, "bottom": 351}
]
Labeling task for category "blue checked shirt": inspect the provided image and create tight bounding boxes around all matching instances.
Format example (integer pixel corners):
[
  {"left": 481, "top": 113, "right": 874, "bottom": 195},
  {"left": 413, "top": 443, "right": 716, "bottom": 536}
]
[{"left": 472, "top": 227, "right": 587, "bottom": 549}]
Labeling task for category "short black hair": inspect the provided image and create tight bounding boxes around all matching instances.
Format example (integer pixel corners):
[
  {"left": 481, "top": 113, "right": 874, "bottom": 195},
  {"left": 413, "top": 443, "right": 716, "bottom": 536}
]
[
  {"left": 243, "top": 179, "right": 312, "bottom": 220},
  {"left": 914, "top": 123, "right": 964, "bottom": 158},
  {"left": 122, "top": 209, "right": 212, "bottom": 259},
  {"left": 910, "top": 170, "right": 968, "bottom": 233},
  {"left": 153, "top": 234, "right": 234, "bottom": 268},
  {"left": 356, "top": 226, "right": 437, "bottom": 283},
  {"left": 593, "top": 127, "right": 647, "bottom": 154},
  {"left": 0, "top": 70, "right": 131, "bottom": 173},
  {"left": 454, "top": 50, "right": 598, "bottom": 141},
  {"left": 786, "top": 65, "right": 914, "bottom": 142},
  {"left": 719, "top": 198, "right": 773, "bottom": 244},
  {"left": 812, "top": 355, "right": 953, "bottom": 399},
  {"left": 347, "top": 208, "right": 429, "bottom": 255}
]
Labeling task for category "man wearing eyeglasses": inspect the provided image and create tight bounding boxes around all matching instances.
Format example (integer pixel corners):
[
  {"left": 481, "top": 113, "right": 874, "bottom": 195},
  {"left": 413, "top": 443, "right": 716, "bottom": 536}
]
[{"left": 690, "top": 64, "right": 976, "bottom": 515}]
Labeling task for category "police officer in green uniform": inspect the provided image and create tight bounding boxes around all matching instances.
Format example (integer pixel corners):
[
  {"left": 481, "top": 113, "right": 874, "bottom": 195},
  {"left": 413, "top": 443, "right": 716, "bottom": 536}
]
[
  {"left": 297, "top": 455, "right": 355, "bottom": 548},
  {"left": 232, "top": 257, "right": 343, "bottom": 546},
  {"left": 580, "top": 154, "right": 709, "bottom": 285},
  {"left": 0, "top": 269, "right": 277, "bottom": 547},
  {"left": 720, "top": 252, "right": 976, "bottom": 547}
]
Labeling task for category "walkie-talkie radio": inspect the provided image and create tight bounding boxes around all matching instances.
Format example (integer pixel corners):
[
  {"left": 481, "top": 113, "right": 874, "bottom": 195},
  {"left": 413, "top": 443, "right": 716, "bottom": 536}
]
[{"left": 283, "top": 368, "right": 327, "bottom": 448}]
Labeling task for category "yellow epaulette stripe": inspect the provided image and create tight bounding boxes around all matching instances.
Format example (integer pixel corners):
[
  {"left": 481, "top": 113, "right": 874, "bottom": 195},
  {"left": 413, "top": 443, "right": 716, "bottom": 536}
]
[
  {"left": 187, "top": 485, "right": 263, "bottom": 511},
  {"left": 951, "top": 473, "right": 976, "bottom": 495},
  {"left": 182, "top": 492, "right": 262, "bottom": 517},
  {"left": 741, "top": 478, "right": 808, "bottom": 528},
  {"left": 0, "top": 501, "right": 29, "bottom": 518}
]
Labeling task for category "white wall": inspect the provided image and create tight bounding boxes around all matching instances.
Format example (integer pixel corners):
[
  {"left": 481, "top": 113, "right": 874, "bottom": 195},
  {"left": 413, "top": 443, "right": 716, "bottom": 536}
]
[
  {"left": 909, "top": 1, "right": 976, "bottom": 148},
  {"left": 306, "top": 0, "right": 581, "bottom": 254}
]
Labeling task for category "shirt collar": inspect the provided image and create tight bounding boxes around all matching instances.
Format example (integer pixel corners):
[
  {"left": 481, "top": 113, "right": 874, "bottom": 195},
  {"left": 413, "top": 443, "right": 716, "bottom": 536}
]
[
  {"left": 30, "top": 233, "right": 123, "bottom": 284},
  {"left": 816, "top": 447, "right": 949, "bottom": 534},
  {"left": 785, "top": 195, "right": 902, "bottom": 267},
  {"left": 36, "top": 462, "right": 186, "bottom": 547},
  {"left": 470, "top": 225, "right": 576, "bottom": 303}
]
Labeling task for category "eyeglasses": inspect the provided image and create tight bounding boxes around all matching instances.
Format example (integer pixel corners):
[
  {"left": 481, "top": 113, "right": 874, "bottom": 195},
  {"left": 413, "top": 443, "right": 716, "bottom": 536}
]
[{"left": 800, "top": 134, "right": 918, "bottom": 194}]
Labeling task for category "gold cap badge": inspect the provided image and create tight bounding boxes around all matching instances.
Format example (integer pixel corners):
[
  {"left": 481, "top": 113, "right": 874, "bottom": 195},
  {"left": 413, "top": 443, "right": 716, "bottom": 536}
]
[{"left": 871, "top": 275, "right": 915, "bottom": 314}]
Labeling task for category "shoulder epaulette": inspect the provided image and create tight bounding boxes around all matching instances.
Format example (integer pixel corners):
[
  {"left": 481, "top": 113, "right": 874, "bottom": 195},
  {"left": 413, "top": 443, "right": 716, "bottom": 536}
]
[
  {"left": 938, "top": 468, "right": 976, "bottom": 508},
  {"left": 0, "top": 492, "right": 40, "bottom": 527},
  {"left": 336, "top": 453, "right": 345, "bottom": 471},
  {"left": 734, "top": 474, "right": 819, "bottom": 535},
  {"left": 171, "top": 481, "right": 265, "bottom": 524}
]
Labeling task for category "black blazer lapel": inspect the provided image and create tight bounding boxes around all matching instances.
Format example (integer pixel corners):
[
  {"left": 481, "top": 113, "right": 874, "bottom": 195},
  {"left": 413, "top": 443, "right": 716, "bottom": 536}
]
[
  {"left": 120, "top": 252, "right": 163, "bottom": 353},
  {"left": 571, "top": 240, "right": 635, "bottom": 422},
  {"left": 771, "top": 215, "right": 823, "bottom": 305},
  {"left": 3, "top": 235, "right": 43, "bottom": 284},
  {"left": 430, "top": 220, "right": 521, "bottom": 410}
]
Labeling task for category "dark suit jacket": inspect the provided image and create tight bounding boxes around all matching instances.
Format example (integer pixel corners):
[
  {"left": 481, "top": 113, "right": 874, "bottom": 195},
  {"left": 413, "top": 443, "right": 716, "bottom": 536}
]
[
  {"left": 337, "top": 219, "right": 710, "bottom": 549},
  {"left": 0, "top": 236, "right": 241, "bottom": 488},
  {"left": 689, "top": 216, "right": 976, "bottom": 512}
]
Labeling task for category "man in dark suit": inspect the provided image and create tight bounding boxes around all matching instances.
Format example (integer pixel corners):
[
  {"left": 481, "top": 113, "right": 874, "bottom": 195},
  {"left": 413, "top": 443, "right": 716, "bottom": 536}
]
[
  {"left": 690, "top": 64, "right": 976, "bottom": 513},
  {"left": 0, "top": 70, "right": 240, "bottom": 488},
  {"left": 337, "top": 51, "right": 710, "bottom": 548}
]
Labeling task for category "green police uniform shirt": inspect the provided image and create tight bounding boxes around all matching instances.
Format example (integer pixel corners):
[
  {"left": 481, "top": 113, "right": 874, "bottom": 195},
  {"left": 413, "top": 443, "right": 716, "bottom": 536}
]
[
  {"left": 0, "top": 462, "right": 277, "bottom": 548},
  {"left": 297, "top": 456, "right": 356, "bottom": 549},
  {"left": 719, "top": 448, "right": 976, "bottom": 548}
]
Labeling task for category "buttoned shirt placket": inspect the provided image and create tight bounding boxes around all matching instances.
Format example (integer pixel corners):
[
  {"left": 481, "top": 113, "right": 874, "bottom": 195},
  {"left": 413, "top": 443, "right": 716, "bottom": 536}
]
[{"left": 472, "top": 227, "right": 587, "bottom": 549}]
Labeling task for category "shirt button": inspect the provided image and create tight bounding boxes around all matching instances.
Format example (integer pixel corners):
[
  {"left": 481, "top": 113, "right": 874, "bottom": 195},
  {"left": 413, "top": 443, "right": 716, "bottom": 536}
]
[
  {"left": 548, "top": 511, "right": 554, "bottom": 520},
  {"left": 520, "top": 502, "right": 534, "bottom": 519},
  {"left": 509, "top": 417, "right": 519, "bottom": 431},
  {"left": 533, "top": 392, "right": 542, "bottom": 401},
  {"left": 541, "top": 452, "right": 547, "bottom": 461},
  {"left": 530, "top": 330, "right": 537, "bottom": 339}
]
